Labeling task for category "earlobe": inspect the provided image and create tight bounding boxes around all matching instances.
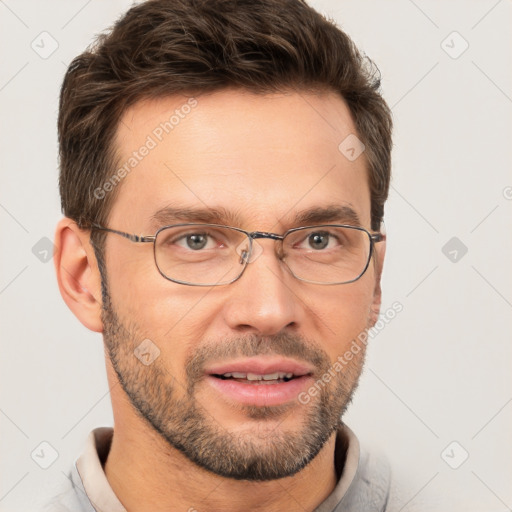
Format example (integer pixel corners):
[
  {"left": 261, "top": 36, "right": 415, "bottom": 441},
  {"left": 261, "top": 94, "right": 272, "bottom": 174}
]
[
  {"left": 54, "top": 218, "right": 104, "bottom": 333},
  {"left": 369, "top": 239, "right": 386, "bottom": 328},
  {"left": 369, "top": 281, "right": 382, "bottom": 327}
]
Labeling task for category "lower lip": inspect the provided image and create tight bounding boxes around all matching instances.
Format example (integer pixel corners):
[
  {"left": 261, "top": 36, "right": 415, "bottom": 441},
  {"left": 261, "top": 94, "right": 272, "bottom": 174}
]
[{"left": 205, "top": 375, "right": 313, "bottom": 406}]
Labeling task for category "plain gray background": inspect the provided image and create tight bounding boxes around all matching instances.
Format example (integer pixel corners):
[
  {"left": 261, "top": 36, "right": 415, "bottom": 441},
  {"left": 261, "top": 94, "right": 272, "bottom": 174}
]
[{"left": 1, "top": 1, "right": 511, "bottom": 510}]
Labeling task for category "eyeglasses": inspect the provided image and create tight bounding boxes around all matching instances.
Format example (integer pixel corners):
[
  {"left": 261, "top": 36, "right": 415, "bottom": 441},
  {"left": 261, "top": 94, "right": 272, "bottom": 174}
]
[{"left": 91, "top": 223, "right": 385, "bottom": 286}]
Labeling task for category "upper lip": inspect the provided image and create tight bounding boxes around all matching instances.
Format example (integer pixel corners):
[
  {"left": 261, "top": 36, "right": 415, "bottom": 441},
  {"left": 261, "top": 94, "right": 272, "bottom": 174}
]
[{"left": 204, "top": 357, "right": 315, "bottom": 377}]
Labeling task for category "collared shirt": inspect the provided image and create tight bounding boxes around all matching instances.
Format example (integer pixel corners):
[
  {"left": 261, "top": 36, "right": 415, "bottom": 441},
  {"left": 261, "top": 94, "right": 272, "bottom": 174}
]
[{"left": 41, "top": 424, "right": 423, "bottom": 512}]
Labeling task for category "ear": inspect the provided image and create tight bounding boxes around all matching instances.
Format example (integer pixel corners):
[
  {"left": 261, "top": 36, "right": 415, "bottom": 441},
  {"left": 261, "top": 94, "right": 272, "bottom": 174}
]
[
  {"left": 368, "top": 236, "right": 386, "bottom": 328},
  {"left": 54, "top": 218, "right": 104, "bottom": 332}
]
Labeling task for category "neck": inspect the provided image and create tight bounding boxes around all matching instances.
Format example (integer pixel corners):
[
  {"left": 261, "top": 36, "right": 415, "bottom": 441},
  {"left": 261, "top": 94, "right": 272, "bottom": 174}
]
[
  {"left": 104, "top": 363, "right": 339, "bottom": 512},
  {"left": 105, "top": 424, "right": 337, "bottom": 512}
]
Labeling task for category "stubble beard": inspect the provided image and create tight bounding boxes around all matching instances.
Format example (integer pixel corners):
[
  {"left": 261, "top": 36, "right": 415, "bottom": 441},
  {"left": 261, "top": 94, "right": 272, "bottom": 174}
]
[{"left": 101, "top": 285, "right": 367, "bottom": 481}]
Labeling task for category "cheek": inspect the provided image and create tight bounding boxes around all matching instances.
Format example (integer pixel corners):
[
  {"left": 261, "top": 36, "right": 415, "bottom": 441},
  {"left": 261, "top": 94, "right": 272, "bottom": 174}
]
[
  {"left": 307, "top": 278, "right": 375, "bottom": 358},
  {"left": 106, "top": 240, "right": 176, "bottom": 319},
  {"left": 106, "top": 256, "right": 222, "bottom": 374}
]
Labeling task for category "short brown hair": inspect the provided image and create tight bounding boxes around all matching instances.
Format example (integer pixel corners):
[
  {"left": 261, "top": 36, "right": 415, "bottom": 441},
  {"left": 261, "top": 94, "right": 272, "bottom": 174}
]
[{"left": 58, "top": 0, "right": 392, "bottom": 232}]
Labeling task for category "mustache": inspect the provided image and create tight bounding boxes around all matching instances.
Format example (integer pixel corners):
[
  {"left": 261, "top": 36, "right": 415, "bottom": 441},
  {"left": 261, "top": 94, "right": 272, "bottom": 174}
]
[{"left": 185, "top": 332, "right": 331, "bottom": 384}]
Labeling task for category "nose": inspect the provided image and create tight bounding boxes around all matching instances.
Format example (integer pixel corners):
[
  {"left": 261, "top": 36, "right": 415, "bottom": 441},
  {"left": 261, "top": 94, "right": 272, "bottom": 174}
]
[{"left": 221, "top": 239, "right": 302, "bottom": 336}]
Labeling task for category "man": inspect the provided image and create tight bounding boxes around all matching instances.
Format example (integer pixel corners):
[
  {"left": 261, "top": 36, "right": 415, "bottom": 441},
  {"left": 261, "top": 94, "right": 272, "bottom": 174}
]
[{"left": 48, "top": 0, "right": 408, "bottom": 510}]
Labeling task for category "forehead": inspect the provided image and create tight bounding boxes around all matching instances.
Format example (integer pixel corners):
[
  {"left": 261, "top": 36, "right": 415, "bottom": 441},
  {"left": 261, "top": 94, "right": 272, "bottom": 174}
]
[{"left": 109, "top": 89, "right": 371, "bottom": 231}]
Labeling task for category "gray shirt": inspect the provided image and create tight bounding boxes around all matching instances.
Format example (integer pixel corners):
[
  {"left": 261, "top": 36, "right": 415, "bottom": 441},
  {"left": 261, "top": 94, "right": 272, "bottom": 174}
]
[{"left": 42, "top": 424, "right": 419, "bottom": 512}]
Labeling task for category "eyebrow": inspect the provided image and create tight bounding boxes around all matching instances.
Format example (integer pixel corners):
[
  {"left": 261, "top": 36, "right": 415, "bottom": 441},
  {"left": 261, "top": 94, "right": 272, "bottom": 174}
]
[
  {"left": 150, "top": 205, "right": 244, "bottom": 229},
  {"left": 293, "top": 205, "right": 361, "bottom": 227},
  {"left": 149, "top": 204, "right": 362, "bottom": 231}
]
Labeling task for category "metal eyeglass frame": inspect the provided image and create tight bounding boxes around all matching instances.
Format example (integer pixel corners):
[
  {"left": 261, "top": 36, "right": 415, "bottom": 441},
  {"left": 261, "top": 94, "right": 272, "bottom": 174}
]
[{"left": 91, "top": 223, "right": 385, "bottom": 286}]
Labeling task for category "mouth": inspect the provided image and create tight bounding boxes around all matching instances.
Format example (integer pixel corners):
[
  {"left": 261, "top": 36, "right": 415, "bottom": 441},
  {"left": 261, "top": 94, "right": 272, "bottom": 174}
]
[
  {"left": 212, "top": 371, "right": 296, "bottom": 384},
  {"left": 203, "top": 358, "right": 315, "bottom": 406}
]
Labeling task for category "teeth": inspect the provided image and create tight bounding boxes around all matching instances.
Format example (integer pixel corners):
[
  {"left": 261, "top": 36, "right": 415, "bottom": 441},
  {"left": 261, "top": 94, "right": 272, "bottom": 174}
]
[{"left": 221, "top": 372, "right": 294, "bottom": 381}]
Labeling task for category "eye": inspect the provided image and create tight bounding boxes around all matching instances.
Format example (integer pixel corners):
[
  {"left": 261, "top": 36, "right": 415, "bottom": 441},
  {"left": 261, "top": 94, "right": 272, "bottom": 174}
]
[
  {"left": 307, "top": 231, "right": 330, "bottom": 250},
  {"left": 175, "top": 232, "right": 217, "bottom": 251},
  {"left": 288, "top": 227, "right": 352, "bottom": 253},
  {"left": 187, "top": 233, "right": 208, "bottom": 250},
  {"left": 303, "top": 230, "right": 339, "bottom": 250}
]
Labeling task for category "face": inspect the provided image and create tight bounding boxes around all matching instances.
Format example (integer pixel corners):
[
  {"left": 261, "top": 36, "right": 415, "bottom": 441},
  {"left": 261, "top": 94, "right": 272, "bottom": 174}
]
[{"left": 99, "top": 89, "right": 383, "bottom": 480}]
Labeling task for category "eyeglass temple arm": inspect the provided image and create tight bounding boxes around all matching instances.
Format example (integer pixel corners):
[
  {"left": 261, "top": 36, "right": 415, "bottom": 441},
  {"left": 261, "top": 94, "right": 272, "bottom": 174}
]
[
  {"left": 91, "top": 225, "right": 155, "bottom": 243},
  {"left": 371, "top": 233, "right": 386, "bottom": 243}
]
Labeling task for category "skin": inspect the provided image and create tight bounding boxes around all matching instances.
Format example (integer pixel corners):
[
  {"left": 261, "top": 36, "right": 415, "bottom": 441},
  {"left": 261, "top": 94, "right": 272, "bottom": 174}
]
[{"left": 54, "top": 89, "right": 385, "bottom": 512}]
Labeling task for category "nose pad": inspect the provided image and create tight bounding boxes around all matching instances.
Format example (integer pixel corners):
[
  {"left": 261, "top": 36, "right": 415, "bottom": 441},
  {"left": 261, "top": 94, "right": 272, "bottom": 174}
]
[
  {"left": 235, "top": 238, "right": 263, "bottom": 264},
  {"left": 239, "top": 249, "right": 248, "bottom": 265}
]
